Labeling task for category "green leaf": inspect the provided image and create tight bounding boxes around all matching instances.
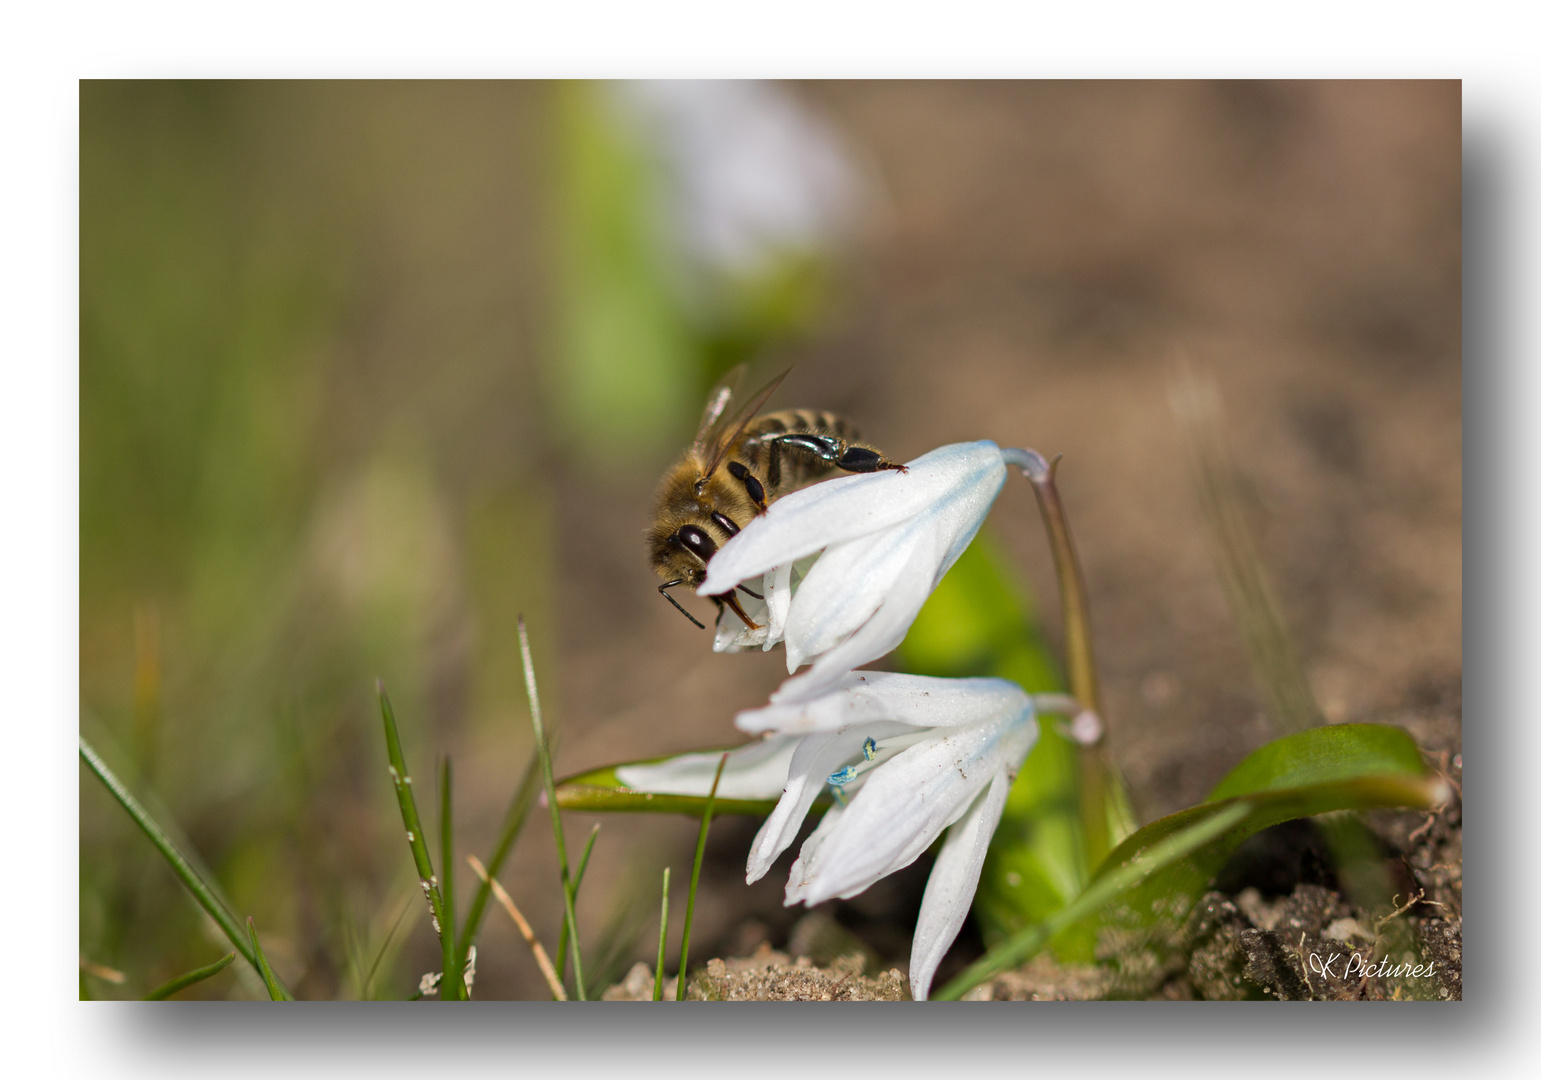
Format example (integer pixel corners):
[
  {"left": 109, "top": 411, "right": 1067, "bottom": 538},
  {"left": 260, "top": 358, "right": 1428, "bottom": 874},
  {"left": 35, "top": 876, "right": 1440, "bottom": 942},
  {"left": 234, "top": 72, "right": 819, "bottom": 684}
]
[
  {"left": 1205, "top": 722, "right": 1427, "bottom": 802},
  {"left": 1055, "top": 723, "right": 1443, "bottom": 990},
  {"left": 553, "top": 757, "right": 783, "bottom": 818}
]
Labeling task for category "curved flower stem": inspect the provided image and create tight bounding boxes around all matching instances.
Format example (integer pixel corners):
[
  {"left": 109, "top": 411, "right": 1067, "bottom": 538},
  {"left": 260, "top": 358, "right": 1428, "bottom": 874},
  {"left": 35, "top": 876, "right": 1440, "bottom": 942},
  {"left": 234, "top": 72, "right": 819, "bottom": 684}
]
[{"left": 1003, "top": 447, "right": 1111, "bottom": 871}]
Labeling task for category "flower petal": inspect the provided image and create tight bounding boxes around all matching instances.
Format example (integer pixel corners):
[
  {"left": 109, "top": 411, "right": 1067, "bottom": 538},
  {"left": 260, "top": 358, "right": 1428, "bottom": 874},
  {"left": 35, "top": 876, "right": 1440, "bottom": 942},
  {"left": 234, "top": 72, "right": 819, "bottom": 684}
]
[
  {"left": 784, "top": 802, "right": 844, "bottom": 905},
  {"left": 712, "top": 580, "right": 771, "bottom": 652},
  {"left": 760, "top": 561, "right": 795, "bottom": 652},
  {"left": 736, "top": 671, "right": 1032, "bottom": 737},
  {"left": 776, "top": 513, "right": 938, "bottom": 671},
  {"left": 614, "top": 735, "right": 798, "bottom": 800},
  {"left": 776, "top": 537, "right": 942, "bottom": 700},
  {"left": 907, "top": 770, "right": 1012, "bottom": 1001},
  {"left": 745, "top": 720, "right": 908, "bottom": 883},
  {"left": 794, "top": 717, "right": 1026, "bottom": 905},
  {"left": 698, "top": 441, "right": 1006, "bottom": 596}
]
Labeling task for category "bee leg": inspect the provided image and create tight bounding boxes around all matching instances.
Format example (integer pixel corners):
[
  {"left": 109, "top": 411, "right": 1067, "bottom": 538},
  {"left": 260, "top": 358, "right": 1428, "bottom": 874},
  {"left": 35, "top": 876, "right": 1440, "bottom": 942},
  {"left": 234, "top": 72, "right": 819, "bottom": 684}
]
[
  {"left": 737, "top": 583, "right": 763, "bottom": 600},
  {"left": 834, "top": 445, "right": 908, "bottom": 475},
  {"left": 658, "top": 580, "right": 706, "bottom": 630},
  {"left": 717, "top": 589, "right": 762, "bottom": 631},
  {"left": 726, "top": 460, "right": 769, "bottom": 513},
  {"left": 771, "top": 433, "right": 908, "bottom": 475},
  {"left": 769, "top": 432, "right": 843, "bottom": 464}
]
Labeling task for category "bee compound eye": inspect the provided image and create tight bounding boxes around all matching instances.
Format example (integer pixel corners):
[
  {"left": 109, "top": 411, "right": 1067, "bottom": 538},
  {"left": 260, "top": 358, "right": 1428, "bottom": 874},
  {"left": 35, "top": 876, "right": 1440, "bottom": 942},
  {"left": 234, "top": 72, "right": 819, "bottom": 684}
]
[{"left": 674, "top": 525, "right": 718, "bottom": 563}]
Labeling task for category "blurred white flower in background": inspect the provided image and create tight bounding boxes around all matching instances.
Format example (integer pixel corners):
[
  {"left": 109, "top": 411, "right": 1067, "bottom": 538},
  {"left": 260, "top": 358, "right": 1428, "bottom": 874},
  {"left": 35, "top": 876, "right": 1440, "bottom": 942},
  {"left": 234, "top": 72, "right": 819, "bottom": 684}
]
[
  {"left": 617, "top": 80, "right": 862, "bottom": 285},
  {"left": 701, "top": 441, "right": 1011, "bottom": 702}
]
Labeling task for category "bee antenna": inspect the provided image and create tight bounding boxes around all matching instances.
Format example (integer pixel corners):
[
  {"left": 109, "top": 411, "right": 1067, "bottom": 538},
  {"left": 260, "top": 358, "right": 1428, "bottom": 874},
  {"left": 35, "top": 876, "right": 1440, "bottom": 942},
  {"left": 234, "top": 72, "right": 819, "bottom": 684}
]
[{"left": 658, "top": 580, "right": 707, "bottom": 630}]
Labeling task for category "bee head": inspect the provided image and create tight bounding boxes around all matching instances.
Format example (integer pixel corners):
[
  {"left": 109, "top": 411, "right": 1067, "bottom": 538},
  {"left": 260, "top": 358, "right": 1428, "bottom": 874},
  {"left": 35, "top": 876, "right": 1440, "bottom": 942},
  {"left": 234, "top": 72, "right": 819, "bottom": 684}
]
[
  {"left": 670, "top": 524, "right": 718, "bottom": 587},
  {"left": 648, "top": 521, "right": 719, "bottom": 590}
]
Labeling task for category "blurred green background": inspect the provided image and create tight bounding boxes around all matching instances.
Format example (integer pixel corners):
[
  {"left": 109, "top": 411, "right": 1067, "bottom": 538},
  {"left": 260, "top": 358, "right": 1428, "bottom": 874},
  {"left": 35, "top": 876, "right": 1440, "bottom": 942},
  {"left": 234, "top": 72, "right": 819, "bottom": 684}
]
[
  {"left": 80, "top": 81, "right": 1461, "bottom": 1000},
  {"left": 80, "top": 80, "right": 863, "bottom": 999}
]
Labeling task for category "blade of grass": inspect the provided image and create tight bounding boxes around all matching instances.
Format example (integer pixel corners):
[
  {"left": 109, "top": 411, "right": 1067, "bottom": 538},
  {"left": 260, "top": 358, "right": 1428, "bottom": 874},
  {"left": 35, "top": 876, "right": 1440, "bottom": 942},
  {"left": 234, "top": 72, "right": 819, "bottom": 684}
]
[
  {"left": 1169, "top": 370, "right": 1322, "bottom": 733},
  {"left": 653, "top": 867, "right": 670, "bottom": 1001},
  {"left": 580, "top": 867, "right": 654, "bottom": 1001},
  {"left": 145, "top": 951, "right": 236, "bottom": 1001},
  {"left": 933, "top": 801, "right": 1253, "bottom": 1000},
  {"left": 454, "top": 748, "right": 543, "bottom": 981},
  {"left": 467, "top": 854, "right": 567, "bottom": 1001},
  {"left": 79, "top": 738, "right": 293, "bottom": 997},
  {"left": 675, "top": 751, "right": 728, "bottom": 1003},
  {"left": 360, "top": 893, "right": 416, "bottom": 1001},
  {"left": 376, "top": 682, "right": 453, "bottom": 998},
  {"left": 556, "top": 822, "right": 601, "bottom": 985},
  {"left": 245, "top": 917, "right": 290, "bottom": 1001},
  {"left": 437, "top": 755, "right": 462, "bottom": 1000},
  {"left": 519, "top": 614, "right": 586, "bottom": 999}
]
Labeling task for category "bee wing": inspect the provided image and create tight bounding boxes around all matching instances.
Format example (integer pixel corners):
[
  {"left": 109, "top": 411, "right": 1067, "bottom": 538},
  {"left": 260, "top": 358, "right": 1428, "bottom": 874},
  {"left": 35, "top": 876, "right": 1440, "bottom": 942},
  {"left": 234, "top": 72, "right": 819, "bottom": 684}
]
[
  {"left": 690, "top": 363, "right": 749, "bottom": 459},
  {"left": 699, "top": 367, "right": 791, "bottom": 481}
]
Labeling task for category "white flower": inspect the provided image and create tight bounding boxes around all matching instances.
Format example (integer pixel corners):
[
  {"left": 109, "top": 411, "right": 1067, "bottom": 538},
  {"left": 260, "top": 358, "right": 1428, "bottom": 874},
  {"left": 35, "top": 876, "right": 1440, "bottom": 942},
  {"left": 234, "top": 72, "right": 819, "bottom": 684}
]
[
  {"left": 700, "top": 441, "right": 1010, "bottom": 703},
  {"left": 735, "top": 670, "right": 1077, "bottom": 1002},
  {"left": 615, "top": 80, "right": 861, "bottom": 281}
]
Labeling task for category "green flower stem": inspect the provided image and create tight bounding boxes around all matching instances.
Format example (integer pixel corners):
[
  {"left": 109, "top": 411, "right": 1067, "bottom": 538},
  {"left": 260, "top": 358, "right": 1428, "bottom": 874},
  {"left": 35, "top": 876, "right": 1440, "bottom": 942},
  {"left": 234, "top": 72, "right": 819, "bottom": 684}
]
[
  {"left": 1010, "top": 448, "right": 1112, "bottom": 872},
  {"left": 79, "top": 738, "right": 293, "bottom": 998},
  {"left": 675, "top": 752, "right": 728, "bottom": 1002},
  {"left": 653, "top": 867, "right": 671, "bottom": 1001},
  {"left": 933, "top": 801, "right": 1252, "bottom": 1000},
  {"left": 145, "top": 951, "right": 236, "bottom": 1001},
  {"left": 520, "top": 615, "right": 586, "bottom": 999},
  {"left": 376, "top": 683, "right": 453, "bottom": 997}
]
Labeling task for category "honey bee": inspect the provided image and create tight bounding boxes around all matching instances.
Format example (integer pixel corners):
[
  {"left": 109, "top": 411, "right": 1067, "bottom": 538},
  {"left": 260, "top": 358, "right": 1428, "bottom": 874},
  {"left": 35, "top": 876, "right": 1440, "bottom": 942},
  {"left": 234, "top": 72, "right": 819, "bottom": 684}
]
[{"left": 648, "top": 367, "right": 906, "bottom": 631}]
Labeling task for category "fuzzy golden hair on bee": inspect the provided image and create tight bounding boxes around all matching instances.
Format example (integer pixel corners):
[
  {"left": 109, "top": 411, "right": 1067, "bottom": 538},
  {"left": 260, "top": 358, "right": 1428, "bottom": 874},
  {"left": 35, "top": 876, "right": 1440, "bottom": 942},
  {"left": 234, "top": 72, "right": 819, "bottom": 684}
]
[{"left": 647, "top": 366, "right": 907, "bottom": 632}]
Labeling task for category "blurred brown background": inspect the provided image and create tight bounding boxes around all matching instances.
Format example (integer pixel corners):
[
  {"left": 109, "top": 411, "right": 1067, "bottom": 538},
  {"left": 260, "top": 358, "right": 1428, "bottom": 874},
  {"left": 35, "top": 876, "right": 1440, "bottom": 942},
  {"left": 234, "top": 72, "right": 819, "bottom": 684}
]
[{"left": 80, "top": 80, "right": 1460, "bottom": 999}]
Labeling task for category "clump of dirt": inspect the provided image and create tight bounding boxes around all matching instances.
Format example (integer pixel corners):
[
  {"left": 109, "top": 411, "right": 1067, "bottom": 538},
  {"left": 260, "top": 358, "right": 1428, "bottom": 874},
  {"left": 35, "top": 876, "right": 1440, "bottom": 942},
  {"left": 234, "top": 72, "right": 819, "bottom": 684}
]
[
  {"left": 603, "top": 944, "right": 908, "bottom": 1001},
  {"left": 963, "top": 953, "right": 1115, "bottom": 1001}
]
